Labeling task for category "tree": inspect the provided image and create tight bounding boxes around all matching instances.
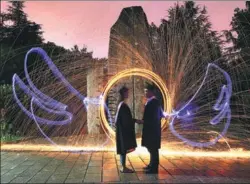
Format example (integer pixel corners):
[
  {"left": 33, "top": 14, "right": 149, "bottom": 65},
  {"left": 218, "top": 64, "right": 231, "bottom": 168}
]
[
  {"left": 223, "top": 2, "right": 250, "bottom": 68},
  {"left": 166, "top": 1, "right": 222, "bottom": 61},
  {"left": 70, "top": 44, "right": 93, "bottom": 59},
  {"left": 152, "top": 1, "right": 223, "bottom": 107},
  {"left": 1, "top": 1, "right": 43, "bottom": 47},
  {"left": 232, "top": 1, "right": 250, "bottom": 50},
  {"left": 0, "top": 1, "right": 45, "bottom": 83},
  {"left": 221, "top": 2, "right": 250, "bottom": 135},
  {"left": 224, "top": 1, "right": 250, "bottom": 52}
]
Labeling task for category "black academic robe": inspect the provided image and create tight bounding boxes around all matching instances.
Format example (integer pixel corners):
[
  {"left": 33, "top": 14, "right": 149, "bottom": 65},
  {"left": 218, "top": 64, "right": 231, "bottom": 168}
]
[
  {"left": 116, "top": 102, "right": 137, "bottom": 154},
  {"left": 141, "top": 98, "right": 162, "bottom": 150}
]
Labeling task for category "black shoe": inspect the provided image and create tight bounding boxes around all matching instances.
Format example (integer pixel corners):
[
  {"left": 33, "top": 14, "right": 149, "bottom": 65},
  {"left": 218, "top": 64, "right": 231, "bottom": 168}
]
[
  {"left": 120, "top": 167, "right": 134, "bottom": 173},
  {"left": 143, "top": 165, "right": 151, "bottom": 170},
  {"left": 145, "top": 167, "right": 158, "bottom": 174}
]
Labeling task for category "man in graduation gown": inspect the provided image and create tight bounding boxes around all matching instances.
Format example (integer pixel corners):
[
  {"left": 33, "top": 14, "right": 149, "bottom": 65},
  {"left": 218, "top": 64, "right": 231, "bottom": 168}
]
[
  {"left": 115, "top": 86, "right": 137, "bottom": 173},
  {"left": 137, "top": 83, "right": 163, "bottom": 173}
]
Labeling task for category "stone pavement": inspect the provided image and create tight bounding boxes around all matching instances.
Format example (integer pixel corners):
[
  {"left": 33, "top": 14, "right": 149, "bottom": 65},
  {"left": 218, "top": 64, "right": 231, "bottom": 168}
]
[{"left": 1, "top": 151, "right": 250, "bottom": 183}]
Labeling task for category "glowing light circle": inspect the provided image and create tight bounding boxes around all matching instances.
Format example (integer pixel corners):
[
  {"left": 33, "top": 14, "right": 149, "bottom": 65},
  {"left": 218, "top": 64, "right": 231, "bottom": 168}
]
[{"left": 100, "top": 68, "right": 172, "bottom": 141}]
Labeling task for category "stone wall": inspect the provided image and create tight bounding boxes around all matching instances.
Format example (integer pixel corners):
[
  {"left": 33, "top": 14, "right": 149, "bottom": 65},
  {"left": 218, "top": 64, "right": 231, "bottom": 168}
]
[
  {"left": 86, "top": 6, "right": 165, "bottom": 135},
  {"left": 107, "top": 6, "right": 154, "bottom": 135},
  {"left": 87, "top": 61, "right": 106, "bottom": 135}
]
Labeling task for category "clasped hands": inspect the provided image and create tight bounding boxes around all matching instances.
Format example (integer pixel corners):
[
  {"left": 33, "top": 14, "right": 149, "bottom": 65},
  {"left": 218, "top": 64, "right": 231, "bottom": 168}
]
[{"left": 134, "top": 119, "right": 143, "bottom": 124}]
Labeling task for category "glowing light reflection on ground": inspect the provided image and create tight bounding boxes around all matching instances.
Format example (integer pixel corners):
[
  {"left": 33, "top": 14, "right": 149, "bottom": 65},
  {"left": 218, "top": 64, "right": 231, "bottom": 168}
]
[{"left": 1, "top": 144, "right": 250, "bottom": 158}]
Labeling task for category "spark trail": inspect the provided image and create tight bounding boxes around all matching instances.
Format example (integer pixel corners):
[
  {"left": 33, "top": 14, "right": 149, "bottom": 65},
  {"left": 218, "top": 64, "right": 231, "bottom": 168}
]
[{"left": 12, "top": 47, "right": 232, "bottom": 151}]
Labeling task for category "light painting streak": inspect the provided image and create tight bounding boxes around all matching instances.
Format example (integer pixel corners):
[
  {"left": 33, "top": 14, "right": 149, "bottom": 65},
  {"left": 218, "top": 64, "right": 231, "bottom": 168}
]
[
  {"left": 168, "top": 63, "right": 232, "bottom": 148},
  {"left": 12, "top": 47, "right": 112, "bottom": 151},
  {"left": 207, "top": 131, "right": 232, "bottom": 151},
  {"left": 11, "top": 47, "right": 234, "bottom": 151}
]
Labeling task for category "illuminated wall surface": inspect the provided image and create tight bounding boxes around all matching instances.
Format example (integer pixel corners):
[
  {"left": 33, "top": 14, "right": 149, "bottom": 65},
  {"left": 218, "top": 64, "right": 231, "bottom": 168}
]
[{"left": 2, "top": 7, "right": 250, "bottom": 158}]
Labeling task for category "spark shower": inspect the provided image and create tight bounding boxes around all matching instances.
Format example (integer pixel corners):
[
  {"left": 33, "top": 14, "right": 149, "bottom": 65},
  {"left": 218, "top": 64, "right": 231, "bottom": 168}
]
[{"left": 12, "top": 47, "right": 232, "bottom": 152}]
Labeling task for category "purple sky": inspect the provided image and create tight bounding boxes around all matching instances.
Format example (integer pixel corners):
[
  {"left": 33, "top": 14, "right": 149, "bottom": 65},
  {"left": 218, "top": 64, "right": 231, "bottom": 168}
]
[{"left": 1, "top": 1, "right": 245, "bottom": 58}]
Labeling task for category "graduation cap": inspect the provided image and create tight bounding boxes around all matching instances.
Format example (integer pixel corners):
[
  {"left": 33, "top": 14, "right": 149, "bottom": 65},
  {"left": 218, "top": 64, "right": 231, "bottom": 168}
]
[
  {"left": 144, "top": 81, "right": 156, "bottom": 91},
  {"left": 119, "top": 85, "right": 129, "bottom": 95}
]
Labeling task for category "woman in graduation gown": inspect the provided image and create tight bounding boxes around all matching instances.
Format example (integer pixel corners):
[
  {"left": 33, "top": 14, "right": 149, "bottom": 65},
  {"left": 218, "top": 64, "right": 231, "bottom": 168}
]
[{"left": 115, "top": 86, "right": 137, "bottom": 173}]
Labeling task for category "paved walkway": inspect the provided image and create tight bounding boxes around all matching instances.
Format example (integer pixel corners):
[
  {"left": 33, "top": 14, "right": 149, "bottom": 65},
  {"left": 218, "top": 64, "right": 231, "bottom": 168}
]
[{"left": 1, "top": 151, "right": 250, "bottom": 183}]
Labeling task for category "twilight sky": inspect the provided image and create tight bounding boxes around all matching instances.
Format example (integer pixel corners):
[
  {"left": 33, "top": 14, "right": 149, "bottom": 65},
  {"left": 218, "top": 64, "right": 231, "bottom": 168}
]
[{"left": 1, "top": 1, "right": 245, "bottom": 58}]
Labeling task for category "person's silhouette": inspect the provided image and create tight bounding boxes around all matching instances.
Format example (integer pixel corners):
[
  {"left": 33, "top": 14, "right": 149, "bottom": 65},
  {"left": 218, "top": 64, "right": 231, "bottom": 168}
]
[{"left": 136, "top": 82, "right": 163, "bottom": 173}]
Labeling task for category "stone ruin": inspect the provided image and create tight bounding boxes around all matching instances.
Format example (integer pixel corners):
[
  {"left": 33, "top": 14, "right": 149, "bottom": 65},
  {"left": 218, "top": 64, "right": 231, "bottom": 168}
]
[{"left": 86, "top": 6, "right": 165, "bottom": 136}]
